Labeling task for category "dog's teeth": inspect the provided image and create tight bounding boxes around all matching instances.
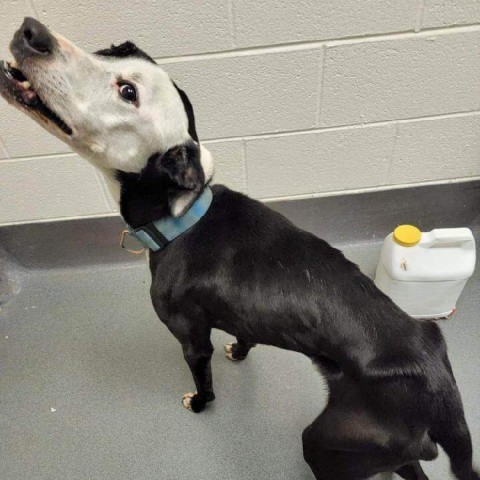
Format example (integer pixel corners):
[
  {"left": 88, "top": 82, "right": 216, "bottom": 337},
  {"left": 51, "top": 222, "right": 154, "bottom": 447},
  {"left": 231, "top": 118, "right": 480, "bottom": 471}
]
[
  {"left": 21, "top": 81, "right": 31, "bottom": 89},
  {"left": 10, "top": 60, "right": 18, "bottom": 69}
]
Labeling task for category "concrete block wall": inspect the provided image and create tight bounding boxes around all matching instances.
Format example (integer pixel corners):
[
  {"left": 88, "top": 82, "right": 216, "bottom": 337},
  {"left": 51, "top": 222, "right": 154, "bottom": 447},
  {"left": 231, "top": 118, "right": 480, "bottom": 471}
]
[{"left": 1, "top": 1, "right": 480, "bottom": 225}]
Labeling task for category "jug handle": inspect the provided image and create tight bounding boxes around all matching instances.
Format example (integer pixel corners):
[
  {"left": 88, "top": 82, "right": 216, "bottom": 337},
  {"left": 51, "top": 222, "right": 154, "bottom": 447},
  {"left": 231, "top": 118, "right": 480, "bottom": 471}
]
[{"left": 421, "top": 228, "right": 474, "bottom": 247}]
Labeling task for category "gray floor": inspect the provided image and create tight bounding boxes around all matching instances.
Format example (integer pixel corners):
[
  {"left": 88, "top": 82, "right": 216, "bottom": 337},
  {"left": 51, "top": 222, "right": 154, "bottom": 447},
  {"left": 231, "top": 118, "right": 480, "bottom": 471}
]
[{"left": 1, "top": 239, "right": 479, "bottom": 480}]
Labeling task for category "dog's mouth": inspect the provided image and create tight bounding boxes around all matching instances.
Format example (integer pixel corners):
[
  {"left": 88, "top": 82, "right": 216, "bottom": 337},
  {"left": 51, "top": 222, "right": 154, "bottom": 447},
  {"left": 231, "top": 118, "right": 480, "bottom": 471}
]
[{"left": 0, "top": 60, "right": 72, "bottom": 136}]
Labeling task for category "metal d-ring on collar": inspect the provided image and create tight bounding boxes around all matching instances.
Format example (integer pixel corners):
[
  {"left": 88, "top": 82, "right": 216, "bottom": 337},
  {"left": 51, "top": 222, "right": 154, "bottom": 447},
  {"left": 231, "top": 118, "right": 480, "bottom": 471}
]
[{"left": 120, "top": 187, "right": 213, "bottom": 254}]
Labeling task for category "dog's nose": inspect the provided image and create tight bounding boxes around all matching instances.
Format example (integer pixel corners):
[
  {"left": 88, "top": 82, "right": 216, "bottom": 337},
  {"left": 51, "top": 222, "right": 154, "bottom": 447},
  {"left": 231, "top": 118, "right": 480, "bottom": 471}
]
[
  {"left": 10, "top": 17, "right": 56, "bottom": 63},
  {"left": 21, "top": 17, "right": 54, "bottom": 54}
]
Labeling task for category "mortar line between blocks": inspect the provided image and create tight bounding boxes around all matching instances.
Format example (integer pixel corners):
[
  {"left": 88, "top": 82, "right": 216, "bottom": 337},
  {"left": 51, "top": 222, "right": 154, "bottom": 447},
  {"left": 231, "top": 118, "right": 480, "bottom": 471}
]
[
  {"left": 92, "top": 166, "right": 116, "bottom": 213},
  {"left": 228, "top": 0, "right": 238, "bottom": 49},
  {"left": 0, "top": 137, "right": 10, "bottom": 159},
  {"left": 202, "top": 110, "right": 480, "bottom": 144},
  {"left": 0, "top": 211, "right": 120, "bottom": 228},
  {"left": 0, "top": 151, "right": 75, "bottom": 163},
  {"left": 415, "top": 0, "right": 427, "bottom": 33},
  {"left": 1, "top": 177, "right": 478, "bottom": 227},
  {"left": 6, "top": 111, "right": 480, "bottom": 165},
  {"left": 315, "top": 46, "right": 327, "bottom": 127},
  {"left": 383, "top": 124, "right": 400, "bottom": 185},
  {"left": 155, "top": 23, "right": 480, "bottom": 64},
  {"left": 241, "top": 139, "right": 248, "bottom": 194},
  {"left": 259, "top": 176, "right": 480, "bottom": 203}
]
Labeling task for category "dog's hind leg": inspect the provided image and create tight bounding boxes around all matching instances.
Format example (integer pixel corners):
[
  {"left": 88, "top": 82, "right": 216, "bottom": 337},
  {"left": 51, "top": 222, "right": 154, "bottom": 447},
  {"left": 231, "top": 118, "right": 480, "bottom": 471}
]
[
  {"left": 224, "top": 338, "right": 256, "bottom": 361},
  {"left": 302, "top": 445, "right": 398, "bottom": 480},
  {"left": 396, "top": 462, "right": 429, "bottom": 480},
  {"left": 302, "top": 406, "right": 412, "bottom": 480}
]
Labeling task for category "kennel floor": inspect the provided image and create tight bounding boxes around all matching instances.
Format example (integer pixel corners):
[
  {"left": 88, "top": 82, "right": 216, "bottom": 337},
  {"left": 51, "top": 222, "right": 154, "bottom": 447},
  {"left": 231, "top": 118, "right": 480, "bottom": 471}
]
[{"left": 1, "top": 238, "right": 479, "bottom": 480}]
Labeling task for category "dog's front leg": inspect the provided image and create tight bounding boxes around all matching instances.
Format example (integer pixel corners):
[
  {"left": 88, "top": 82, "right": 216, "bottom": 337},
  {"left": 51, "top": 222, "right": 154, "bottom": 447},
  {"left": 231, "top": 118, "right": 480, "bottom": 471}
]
[
  {"left": 180, "top": 335, "right": 215, "bottom": 413},
  {"left": 151, "top": 295, "right": 215, "bottom": 412}
]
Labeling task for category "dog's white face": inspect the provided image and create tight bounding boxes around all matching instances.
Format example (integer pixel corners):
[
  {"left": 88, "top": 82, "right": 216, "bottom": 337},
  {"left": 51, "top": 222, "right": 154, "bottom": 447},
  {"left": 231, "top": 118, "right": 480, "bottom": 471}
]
[{"left": 0, "top": 18, "right": 213, "bottom": 202}]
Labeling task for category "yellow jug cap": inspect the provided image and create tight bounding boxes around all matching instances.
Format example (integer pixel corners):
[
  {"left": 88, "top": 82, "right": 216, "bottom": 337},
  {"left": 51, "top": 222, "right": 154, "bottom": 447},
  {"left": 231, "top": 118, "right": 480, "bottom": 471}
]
[{"left": 393, "top": 225, "right": 422, "bottom": 247}]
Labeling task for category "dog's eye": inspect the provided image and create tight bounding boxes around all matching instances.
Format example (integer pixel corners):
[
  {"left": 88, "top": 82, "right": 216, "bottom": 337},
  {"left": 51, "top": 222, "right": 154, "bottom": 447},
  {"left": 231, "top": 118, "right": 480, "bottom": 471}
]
[{"left": 118, "top": 82, "right": 137, "bottom": 103}]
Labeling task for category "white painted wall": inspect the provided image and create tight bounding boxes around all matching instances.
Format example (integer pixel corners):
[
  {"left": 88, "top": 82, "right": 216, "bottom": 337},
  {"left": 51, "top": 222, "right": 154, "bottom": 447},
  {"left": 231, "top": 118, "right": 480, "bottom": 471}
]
[{"left": 1, "top": 0, "right": 480, "bottom": 225}]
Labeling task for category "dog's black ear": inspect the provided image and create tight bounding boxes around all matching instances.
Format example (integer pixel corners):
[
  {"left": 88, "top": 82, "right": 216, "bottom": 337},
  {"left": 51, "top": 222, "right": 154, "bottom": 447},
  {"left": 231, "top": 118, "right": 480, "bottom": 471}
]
[
  {"left": 95, "top": 41, "right": 157, "bottom": 64},
  {"left": 157, "top": 142, "right": 205, "bottom": 217}
]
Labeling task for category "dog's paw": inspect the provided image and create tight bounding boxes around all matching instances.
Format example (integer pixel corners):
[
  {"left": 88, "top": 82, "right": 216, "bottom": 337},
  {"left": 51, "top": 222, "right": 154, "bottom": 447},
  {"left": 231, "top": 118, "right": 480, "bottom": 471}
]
[
  {"left": 224, "top": 342, "right": 237, "bottom": 361},
  {"left": 224, "top": 342, "right": 247, "bottom": 361},
  {"left": 181, "top": 392, "right": 214, "bottom": 413},
  {"left": 182, "top": 392, "right": 198, "bottom": 411}
]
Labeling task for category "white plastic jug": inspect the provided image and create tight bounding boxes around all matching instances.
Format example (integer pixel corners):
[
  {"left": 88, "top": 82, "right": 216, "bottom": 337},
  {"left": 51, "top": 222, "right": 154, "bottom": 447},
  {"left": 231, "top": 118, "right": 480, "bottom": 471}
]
[{"left": 374, "top": 225, "right": 476, "bottom": 319}]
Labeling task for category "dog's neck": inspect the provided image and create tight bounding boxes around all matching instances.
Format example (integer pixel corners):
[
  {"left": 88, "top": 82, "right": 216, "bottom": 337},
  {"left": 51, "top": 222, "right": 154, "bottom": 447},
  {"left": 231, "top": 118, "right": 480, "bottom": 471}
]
[{"left": 115, "top": 163, "right": 172, "bottom": 228}]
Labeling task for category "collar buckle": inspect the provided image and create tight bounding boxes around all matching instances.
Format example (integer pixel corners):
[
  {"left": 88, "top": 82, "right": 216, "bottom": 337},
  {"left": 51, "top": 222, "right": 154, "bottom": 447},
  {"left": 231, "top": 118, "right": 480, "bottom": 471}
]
[{"left": 120, "top": 229, "right": 146, "bottom": 255}]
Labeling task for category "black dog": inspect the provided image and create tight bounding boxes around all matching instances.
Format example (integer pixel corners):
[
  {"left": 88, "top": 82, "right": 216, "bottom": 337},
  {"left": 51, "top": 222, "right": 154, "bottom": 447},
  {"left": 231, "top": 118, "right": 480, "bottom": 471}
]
[
  {"left": 1, "top": 18, "right": 478, "bottom": 480},
  {"left": 121, "top": 153, "right": 478, "bottom": 480}
]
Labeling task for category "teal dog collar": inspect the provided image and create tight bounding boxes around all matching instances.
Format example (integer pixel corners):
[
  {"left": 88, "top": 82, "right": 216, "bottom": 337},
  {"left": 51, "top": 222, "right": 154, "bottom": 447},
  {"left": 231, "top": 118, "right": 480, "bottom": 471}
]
[{"left": 121, "top": 187, "right": 213, "bottom": 253}]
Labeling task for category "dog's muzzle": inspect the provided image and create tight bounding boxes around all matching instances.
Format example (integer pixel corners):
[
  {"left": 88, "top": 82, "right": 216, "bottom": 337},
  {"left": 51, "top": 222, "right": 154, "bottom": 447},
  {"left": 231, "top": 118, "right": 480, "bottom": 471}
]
[{"left": 0, "top": 18, "right": 72, "bottom": 136}]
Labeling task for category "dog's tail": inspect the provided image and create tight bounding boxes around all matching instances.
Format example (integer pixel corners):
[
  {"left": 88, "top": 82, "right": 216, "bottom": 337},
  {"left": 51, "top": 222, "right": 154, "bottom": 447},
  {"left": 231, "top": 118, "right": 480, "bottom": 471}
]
[{"left": 432, "top": 382, "right": 479, "bottom": 480}]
